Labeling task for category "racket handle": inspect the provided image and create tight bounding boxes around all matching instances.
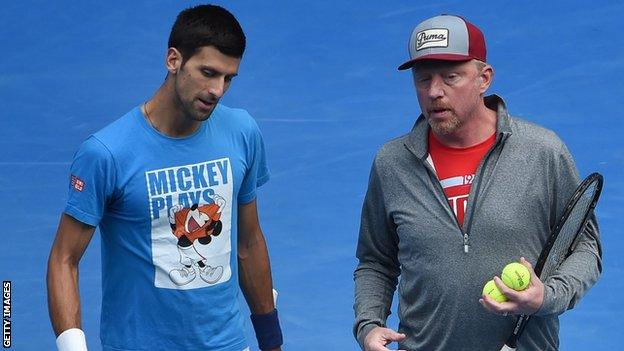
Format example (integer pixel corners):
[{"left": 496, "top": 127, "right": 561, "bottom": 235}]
[{"left": 500, "top": 344, "right": 516, "bottom": 351}]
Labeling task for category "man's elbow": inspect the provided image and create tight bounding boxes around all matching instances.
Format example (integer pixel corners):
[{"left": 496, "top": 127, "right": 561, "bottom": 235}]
[
  {"left": 47, "top": 246, "right": 80, "bottom": 276},
  {"left": 238, "top": 229, "right": 265, "bottom": 257}
]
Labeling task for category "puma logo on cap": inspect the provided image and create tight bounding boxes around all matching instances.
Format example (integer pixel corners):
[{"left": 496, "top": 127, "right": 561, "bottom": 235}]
[{"left": 416, "top": 29, "right": 449, "bottom": 50}]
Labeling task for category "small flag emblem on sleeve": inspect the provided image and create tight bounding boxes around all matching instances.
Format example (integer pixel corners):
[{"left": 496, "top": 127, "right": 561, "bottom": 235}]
[{"left": 71, "top": 174, "right": 85, "bottom": 192}]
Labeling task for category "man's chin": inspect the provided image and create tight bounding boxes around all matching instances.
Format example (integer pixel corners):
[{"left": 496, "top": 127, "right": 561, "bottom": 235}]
[
  {"left": 191, "top": 107, "right": 216, "bottom": 121},
  {"left": 429, "top": 119, "right": 461, "bottom": 136}
]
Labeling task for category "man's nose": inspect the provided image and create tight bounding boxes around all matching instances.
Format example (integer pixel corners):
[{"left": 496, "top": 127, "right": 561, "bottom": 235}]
[
  {"left": 208, "top": 77, "right": 226, "bottom": 98},
  {"left": 427, "top": 76, "right": 444, "bottom": 99}
]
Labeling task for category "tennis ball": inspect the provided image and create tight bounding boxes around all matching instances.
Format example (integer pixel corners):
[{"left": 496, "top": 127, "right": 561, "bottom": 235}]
[
  {"left": 482, "top": 279, "right": 508, "bottom": 303},
  {"left": 501, "top": 262, "right": 531, "bottom": 291}
]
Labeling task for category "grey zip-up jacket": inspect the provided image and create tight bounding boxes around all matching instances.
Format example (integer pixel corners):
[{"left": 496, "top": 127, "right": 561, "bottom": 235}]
[{"left": 353, "top": 95, "right": 602, "bottom": 350}]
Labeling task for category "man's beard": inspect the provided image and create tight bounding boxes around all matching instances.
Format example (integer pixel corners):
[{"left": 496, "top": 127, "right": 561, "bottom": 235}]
[
  {"left": 427, "top": 113, "right": 462, "bottom": 135},
  {"left": 186, "top": 103, "right": 216, "bottom": 122},
  {"left": 178, "top": 93, "right": 218, "bottom": 122},
  {"left": 174, "top": 76, "right": 218, "bottom": 122}
]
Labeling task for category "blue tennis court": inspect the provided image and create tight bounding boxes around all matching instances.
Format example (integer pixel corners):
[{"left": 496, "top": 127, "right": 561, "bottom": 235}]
[{"left": 1, "top": 1, "right": 622, "bottom": 349}]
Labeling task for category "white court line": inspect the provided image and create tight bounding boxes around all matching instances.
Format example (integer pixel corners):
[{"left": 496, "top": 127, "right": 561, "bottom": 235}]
[
  {"left": 256, "top": 118, "right": 339, "bottom": 122},
  {"left": 0, "top": 162, "right": 71, "bottom": 166}
]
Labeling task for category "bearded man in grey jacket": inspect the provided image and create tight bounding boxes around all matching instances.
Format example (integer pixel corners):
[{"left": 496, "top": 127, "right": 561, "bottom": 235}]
[{"left": 353, "top": 14, "right": 602, "bottom": 351}]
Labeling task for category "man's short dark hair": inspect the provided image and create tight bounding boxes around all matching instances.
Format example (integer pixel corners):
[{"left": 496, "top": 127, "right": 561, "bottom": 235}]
[{"left": 168, "top": 4, "right": 246, "bottom": 64}]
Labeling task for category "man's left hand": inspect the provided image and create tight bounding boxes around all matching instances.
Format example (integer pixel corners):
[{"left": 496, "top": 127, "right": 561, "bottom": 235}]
[{"left": 479, "top": 257, "right": 544, "bottom": 316}]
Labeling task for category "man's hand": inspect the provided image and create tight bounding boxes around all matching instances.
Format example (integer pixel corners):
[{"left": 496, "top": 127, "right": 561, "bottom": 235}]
[
  {"left": 479, "top": 257, "right": 544, "bottom": 316},
  {"left": 168, "top": 204, "right": 183, "bottom": 224},
  {"left": 213, "top": 194, "right": 226, "bottom": 209},
  {"left": 364, "top": 326, "right": 406, "bottom": 351}
]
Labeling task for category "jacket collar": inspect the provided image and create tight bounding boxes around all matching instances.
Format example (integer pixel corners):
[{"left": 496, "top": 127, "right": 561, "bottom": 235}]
[{"left": 404, "top": 94, "right": 513, "bottom": 159}]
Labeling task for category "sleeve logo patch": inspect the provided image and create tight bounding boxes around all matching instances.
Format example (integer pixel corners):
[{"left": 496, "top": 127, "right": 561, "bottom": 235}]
[
  {"left": 416, "top": 28, "right": 449, "bottom": 50},
  {"left": 71, "top": 174, "right": 85, "bottom": 192}
]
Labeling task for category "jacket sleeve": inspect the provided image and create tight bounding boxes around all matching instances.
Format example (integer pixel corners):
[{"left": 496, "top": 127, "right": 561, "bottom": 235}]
[
  {"left": 535, "top": 142, "right": 603, "bottom": 316},
  {"left": 353, "top": 155, "right": 401, "bottom": 348}
]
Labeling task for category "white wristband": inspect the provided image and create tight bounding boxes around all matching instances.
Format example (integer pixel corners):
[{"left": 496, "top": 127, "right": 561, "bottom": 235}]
[{"left": 56, "top": 328, "right": 88, "bottom": 351}]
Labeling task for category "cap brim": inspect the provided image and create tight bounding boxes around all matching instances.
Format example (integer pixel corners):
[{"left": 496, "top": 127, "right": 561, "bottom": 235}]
[{"left": 397, "top": 53, "right": 474, "bottom": 70}]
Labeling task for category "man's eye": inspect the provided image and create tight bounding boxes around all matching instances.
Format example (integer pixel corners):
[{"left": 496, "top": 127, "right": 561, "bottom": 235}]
[
  {"left": 445, "top": 73, "right": 459, "bottom": 81},
  {"left": 202, "top": 70, "right": 216, "bottom": 77}
]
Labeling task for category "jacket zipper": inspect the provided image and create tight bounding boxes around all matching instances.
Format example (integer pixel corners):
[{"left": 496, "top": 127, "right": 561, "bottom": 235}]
[
  {"left": 423, "top": 133, "right": 507, "bottom": 254},
  {"left": 462, "top": 134, "right": 508, "bottom": 252},
  {"left": 422, "top": 161, "right": 466, "bottom": 248}
]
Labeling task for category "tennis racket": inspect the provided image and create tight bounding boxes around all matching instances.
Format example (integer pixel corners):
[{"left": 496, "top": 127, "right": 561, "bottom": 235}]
[{"left": 500, "top": 172, "right": 603, "bottom": 351}]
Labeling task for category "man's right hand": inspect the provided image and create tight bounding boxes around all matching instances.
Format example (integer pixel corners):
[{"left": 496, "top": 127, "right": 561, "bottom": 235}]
[
  {"left": 363, "top": 326, "right": 406, "bottom": 351},
  {"left": 168, "top": 204, "right": 184, "bottom": 224}
]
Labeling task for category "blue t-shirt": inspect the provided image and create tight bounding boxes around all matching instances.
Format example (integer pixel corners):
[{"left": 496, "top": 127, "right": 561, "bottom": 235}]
[{"left": 65, "top": 104, "right": 270, "bottom": 351}]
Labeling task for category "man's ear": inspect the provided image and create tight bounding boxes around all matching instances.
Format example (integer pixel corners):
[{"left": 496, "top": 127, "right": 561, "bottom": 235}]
[
  {"left": 165, "top": 47, "right": 183, "bottom": 75},
  {"left": 479, "top": 64, "right": 494, "bottom": 94}
]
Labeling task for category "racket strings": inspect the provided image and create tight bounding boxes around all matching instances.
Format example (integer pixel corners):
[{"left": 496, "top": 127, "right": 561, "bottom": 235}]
[{"left": 539, "top": 181, "right": 599, "bottom": 278}]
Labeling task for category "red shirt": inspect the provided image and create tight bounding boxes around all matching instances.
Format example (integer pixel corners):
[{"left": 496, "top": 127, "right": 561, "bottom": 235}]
[{"left": 428, "top": 131, "right": 496, "bottom": 227}]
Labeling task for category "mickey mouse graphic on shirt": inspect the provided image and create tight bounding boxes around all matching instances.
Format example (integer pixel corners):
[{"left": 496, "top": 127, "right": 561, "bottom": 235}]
[{"left": 167, "top": 195, "right": 226, "bottom": 286}]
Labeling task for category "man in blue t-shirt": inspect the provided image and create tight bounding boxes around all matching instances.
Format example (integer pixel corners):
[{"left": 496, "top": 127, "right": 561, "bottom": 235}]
[{"left": 47, "top": 5, "right": 283, "bottom": 351}]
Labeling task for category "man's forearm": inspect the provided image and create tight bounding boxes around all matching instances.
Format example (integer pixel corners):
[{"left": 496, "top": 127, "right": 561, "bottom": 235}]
[
  {"left": 47, "top": 256, "right": 82, "bottom": 336},
  {"left": 238, "top": 230, "right": 275, "bottom": 314},
  {"left": 353, "top": 262, "right": 399, "bottom": 347},
  {"left": 536, "top": 210, "right": 603, "bottom": 316}
]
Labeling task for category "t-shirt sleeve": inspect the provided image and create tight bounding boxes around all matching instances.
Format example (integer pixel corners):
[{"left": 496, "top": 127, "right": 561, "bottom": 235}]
[
  {"left": 64, "top": 136, "right": 117, "bottom": 227},
  {"left": 238, "top": 117, "right": 270, "bottom": 204}
]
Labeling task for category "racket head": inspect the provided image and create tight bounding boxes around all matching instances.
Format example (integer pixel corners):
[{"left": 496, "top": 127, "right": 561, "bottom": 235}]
[{"left": 533, "top": 172, "right": 603, "bottom": 278}]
